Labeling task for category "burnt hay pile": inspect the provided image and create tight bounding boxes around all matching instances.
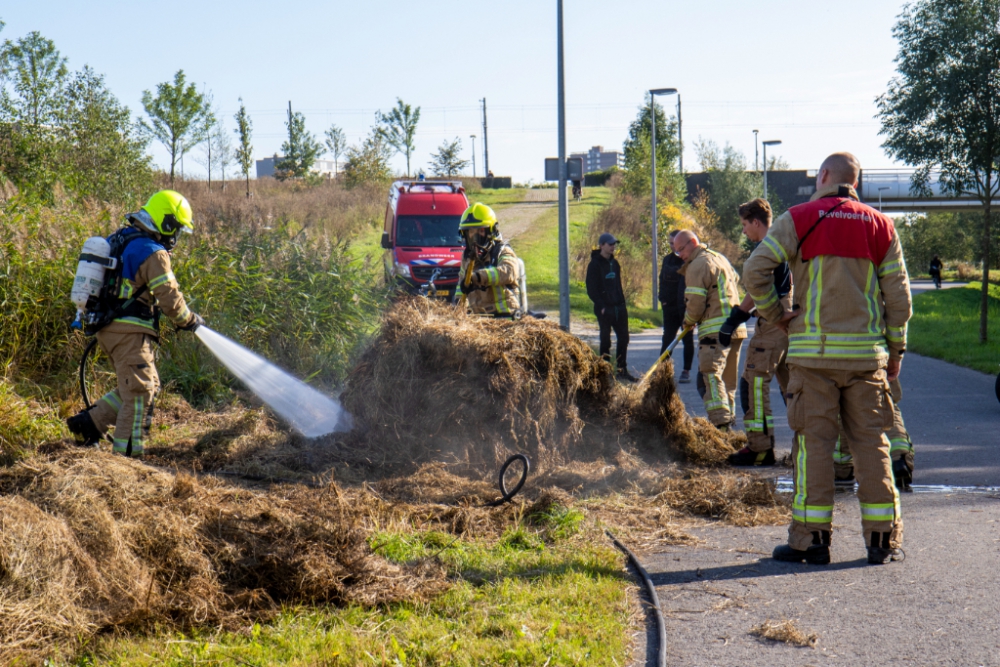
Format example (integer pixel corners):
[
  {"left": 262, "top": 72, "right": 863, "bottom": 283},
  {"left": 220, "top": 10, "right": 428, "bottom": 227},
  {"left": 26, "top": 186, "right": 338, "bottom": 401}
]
[
  {"left": 337, "top": 299, "right": 739, "bottom": 474},
  {"left": 0, "top": 448, "right": 444, "bottom": 662}
]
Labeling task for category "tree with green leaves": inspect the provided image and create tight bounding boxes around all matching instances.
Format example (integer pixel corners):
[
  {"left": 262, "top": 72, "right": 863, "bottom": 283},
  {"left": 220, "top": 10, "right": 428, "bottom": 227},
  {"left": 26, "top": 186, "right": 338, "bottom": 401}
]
[
  {"left": 343, "top": 128, "right": 392, "bottom": 187},
  {"left": 376, "top": 98, "right": 420, "bottom": 177},
  {"left": 621, "top": 94, "right": 684, "bottom": 199},
  {"left": 0, "top": 30, "right": 68, "bottom": 197},
  {"left": 693, "top": 139, "right": 763, "bottom": 242},
  {"left": 877, "top": 0, "right": 1000, "bottom": 343},
  {"left": 60, "top": 66, "right": 153, "bottom": 203},
  {"left": 0, "top": 30, "right": 68, "bottom": 128},
  {"left": 428, "top": 137, "right": 469, "bottom": 177},
  {"left": 233, "top": 98, "right": 253, "bottom": 198},
  {"left": 140, "top": 70, "right": 213, "bottom": 186},
  {"left": 275, "top": 103, "right": 322, "bottom": 180},
  {"left": 324, "top": 124, "right": 346, "bottom": 176}
]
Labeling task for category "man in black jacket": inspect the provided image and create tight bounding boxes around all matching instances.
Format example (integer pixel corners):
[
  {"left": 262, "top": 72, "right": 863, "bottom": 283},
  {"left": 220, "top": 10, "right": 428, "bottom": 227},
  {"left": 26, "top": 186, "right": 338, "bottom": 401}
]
[
  {"left": 659, "top": 230, "right": 695, "bottom": 383},
  {"left": 586, "top": 233, "right": 636, "bottom": 381}
]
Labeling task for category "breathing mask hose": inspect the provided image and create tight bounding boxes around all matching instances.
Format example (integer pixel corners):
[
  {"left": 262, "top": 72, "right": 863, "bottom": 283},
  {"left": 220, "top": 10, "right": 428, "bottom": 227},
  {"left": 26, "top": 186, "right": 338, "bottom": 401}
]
[{"left": 79, "top": 338, "right": 99, "bottom": 410}]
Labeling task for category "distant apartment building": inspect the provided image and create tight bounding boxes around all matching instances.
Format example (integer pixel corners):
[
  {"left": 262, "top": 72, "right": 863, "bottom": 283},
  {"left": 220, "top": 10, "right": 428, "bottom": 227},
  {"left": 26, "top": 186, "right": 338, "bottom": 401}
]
[
  {"left": 570, "top": 146, "right": 625, "bottom": 174},
  {"left": 256, "top": 155, "right": 338, "bottom": 178}
]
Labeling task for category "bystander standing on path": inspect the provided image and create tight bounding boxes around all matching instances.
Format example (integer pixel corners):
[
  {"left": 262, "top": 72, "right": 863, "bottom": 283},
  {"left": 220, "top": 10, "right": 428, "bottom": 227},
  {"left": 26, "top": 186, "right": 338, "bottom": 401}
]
[
  {"left": 586, "top": 233, "right": 636, "bottom": 381},
  {"left": 659, "top": 230, "right": 694, "bottom": 383}
]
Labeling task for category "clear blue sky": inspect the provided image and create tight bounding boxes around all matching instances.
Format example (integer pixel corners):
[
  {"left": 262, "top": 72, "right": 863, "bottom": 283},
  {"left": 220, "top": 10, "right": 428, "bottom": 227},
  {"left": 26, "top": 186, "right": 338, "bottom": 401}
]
[{"left": 2, "top": 1, "right": 909, "bottom": 182}]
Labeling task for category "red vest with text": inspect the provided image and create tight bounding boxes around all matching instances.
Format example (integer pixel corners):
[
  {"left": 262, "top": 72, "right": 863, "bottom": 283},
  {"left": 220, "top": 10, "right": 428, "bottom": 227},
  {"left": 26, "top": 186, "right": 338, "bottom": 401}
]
[{"left": 789, "top": 195, "right": 895, "bottom": 265}]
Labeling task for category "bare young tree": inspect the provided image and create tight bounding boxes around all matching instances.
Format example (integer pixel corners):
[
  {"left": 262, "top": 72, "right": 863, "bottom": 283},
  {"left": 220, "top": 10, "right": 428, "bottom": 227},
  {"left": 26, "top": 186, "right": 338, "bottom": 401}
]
[
  {"left": 325, "top": 124, "right": 346, "bottom": 177},
  {"left": 233, "top": 98, "right": 253, "bottom": 198},
  {"left": 376, "top": 98, "right": 420, "bottom": 177}
]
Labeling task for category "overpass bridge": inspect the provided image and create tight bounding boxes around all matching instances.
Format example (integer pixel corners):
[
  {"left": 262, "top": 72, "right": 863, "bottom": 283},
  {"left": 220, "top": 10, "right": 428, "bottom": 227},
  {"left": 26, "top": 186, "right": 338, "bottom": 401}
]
[
  {"left": 859, "top": 170, "right": 1000, "bottom": 213},
  {"left": 686, "top": 169, "right": 999, "bottom": 213}
]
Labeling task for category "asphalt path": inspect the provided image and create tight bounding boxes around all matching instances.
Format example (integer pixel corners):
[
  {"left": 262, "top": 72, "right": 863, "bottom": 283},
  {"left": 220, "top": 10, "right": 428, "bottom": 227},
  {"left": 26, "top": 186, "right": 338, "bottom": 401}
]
[
  {"left": 617, "top": 279, "right": 1000, "bottom": 666},
  {"left": 624, "top": 280, "right": 999, "bottom": 487}
]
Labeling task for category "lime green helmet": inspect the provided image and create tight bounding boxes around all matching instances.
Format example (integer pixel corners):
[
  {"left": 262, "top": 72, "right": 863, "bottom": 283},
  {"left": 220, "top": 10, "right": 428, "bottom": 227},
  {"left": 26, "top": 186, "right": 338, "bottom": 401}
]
[
  {"left": 130, "top": 190, "right": 193, "bottom": 239},
  {"left": 459, "top": 202, "right": 497, "bottom": 231}
]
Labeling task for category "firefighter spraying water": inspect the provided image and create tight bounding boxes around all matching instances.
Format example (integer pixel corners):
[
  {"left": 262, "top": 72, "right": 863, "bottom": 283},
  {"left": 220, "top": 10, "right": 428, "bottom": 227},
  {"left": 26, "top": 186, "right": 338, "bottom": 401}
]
[{"left": 68, "top": 190, "right": 350, "bottom": 451}]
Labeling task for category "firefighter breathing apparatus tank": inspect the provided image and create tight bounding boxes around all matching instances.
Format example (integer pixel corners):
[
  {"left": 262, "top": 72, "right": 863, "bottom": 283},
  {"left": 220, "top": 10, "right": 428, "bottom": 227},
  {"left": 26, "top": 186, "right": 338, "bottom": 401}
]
[{"left": 70, "top": 237, "right": 117, "bottom": 330}]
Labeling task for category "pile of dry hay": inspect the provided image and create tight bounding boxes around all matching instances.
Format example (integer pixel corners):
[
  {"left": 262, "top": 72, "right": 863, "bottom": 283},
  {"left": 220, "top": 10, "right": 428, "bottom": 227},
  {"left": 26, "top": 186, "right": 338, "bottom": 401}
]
[
  {"left": 0, "top": 447, "right": 444, "bottom": 662},
  {"left": 336, "top": 299, "right": 740, "bottom": 475}
]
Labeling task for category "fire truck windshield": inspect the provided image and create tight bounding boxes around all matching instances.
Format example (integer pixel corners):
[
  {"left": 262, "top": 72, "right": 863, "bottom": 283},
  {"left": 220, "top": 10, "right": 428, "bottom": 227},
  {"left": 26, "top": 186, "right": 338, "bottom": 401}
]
[{"left": 396, "top": 215, "right": 463, "bottom": 247}]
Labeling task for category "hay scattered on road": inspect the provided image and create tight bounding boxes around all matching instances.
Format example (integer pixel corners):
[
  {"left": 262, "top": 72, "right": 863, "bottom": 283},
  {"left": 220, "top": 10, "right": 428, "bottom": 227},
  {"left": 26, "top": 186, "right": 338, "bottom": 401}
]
[{"left": 750, "top": 619, "right": 819, "bottom": 648}]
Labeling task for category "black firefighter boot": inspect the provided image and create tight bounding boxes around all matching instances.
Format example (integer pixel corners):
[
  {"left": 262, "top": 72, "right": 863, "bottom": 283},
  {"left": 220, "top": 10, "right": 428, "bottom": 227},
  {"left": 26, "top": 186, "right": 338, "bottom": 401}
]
[
  {"left": 893, "top": 457, "right": 913, "bottom": 493},
  {"left": 867, "top": 532, "right": 903, "bottom": 565},
  {"left": 773, "top": 530, "right": 831, "bottom": 565},
  {"left": 66, "top": 409, "right": 103, "bottom": 448}
]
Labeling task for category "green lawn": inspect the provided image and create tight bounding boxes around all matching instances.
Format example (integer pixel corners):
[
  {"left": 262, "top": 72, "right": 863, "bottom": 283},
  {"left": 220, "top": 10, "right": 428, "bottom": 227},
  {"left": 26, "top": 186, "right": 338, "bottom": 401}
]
[
  {"left": 511, "top": 187, "right": 660, "bottom": 330},
  {"left": 908, "top": 282, "right": 1000, "bottom": 374},
  {"left": 74, "top": 519, "right": 631, "bottom": 666}
]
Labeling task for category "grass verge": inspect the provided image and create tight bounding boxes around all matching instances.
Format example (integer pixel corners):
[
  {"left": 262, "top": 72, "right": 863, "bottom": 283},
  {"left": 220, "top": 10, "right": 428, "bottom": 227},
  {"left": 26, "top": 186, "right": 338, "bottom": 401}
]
[
  {"left": 74, "top": 519, "right": 631, "bottom": 666},
  {"left": 908, "top": 282, "right": 1000, "bottom": 374},
  {"left": 512, "top": 187, "right": 661, "bottom": 330}
]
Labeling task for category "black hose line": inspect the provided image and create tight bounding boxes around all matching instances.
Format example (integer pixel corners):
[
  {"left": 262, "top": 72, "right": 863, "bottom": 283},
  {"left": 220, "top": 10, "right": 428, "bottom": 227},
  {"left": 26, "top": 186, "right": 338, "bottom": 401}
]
[
  {"left": 606, "top": 529, "right": 667, "bottom": 667},
  {"left": 482, "top": 453, "right": 530, "bottom": 507},
  {"left": 79, "top": 338, "right": 99, "bottom": 410}
]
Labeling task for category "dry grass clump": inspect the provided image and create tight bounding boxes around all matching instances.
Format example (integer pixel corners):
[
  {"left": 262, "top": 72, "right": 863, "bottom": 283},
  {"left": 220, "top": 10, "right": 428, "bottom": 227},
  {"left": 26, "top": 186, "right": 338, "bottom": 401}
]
[
  {"left": 0, "top": 448, "right": 445, "bottom": 663},
  {"left": 655, "top": 471, "right": 788, "bottom": 526},
  {"left": 335, "top": 299, "right": 741, "bottom": 477},
  {"left": 750, "top": 619, "right": 819, "bottom": 648},
  {"left": 338, "top": 298, "right": 619, "bottom": 474}
]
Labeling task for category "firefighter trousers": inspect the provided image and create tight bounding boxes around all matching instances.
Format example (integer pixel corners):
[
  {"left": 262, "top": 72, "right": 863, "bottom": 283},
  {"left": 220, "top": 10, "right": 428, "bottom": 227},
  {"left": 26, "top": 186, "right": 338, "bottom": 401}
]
[
  {"left": 834, "top": 378, "right": 913, "bottom": 478},
  {"left": 785, "top": 365, "right": 902, "bottom": 550},
  {"left": 86, "top": 331, "right": 159, "bottom": 457},
  {"left": 698, "top": 337, "right": 743, "bottom": 426},
  {"left": 740, "top": 317, "right": 789, "bottom": 452}
]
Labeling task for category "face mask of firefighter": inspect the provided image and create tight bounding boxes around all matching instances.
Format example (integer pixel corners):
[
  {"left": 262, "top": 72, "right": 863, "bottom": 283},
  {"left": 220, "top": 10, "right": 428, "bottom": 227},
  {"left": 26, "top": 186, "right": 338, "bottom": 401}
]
[{"left": 195, "top": 327, "right": 352, "bottom": 438}]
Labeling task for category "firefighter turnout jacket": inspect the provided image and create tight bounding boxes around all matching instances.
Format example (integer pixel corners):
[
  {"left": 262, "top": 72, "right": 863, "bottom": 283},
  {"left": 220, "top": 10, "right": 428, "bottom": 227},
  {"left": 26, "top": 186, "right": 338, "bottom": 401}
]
[
  {"left": 456, "top": 243, "right": 522, "bottom": 316},
  {"left": 679, "top": 245, "right": 747, "bottom": 341},
  {"left": 102, "top": 228, "right": 197, "bottom": 335},
  {"left": 744, "top": 185, "right": 911, "bottom": 370}
]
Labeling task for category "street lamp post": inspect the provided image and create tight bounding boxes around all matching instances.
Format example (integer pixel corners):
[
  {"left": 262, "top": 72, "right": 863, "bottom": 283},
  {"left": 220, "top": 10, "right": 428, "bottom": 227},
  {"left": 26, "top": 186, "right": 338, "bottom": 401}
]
[
  {"left": 878, "top": 186, "right": 890, "bottom": 212},
  {"left": 753, "top": 129, "right": 759, "bottom": 172},
  {"left": 762, "top": 139, "right": 782, "bottom": 199},
  {"left": 556, "top": 0, "right": 570, "bottom": 330},
  {"left": 649, "top": 87, "right": 677, "bottom": 310},
  {"left": 470, "top": 135, "right": 477, "bottom": 177}
]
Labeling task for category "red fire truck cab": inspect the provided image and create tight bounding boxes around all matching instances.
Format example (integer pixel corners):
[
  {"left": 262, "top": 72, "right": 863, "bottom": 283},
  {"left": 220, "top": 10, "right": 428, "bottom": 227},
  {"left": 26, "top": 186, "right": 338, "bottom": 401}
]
[{"left": 381, "top": 180, "right": 469, "bottom": 296}]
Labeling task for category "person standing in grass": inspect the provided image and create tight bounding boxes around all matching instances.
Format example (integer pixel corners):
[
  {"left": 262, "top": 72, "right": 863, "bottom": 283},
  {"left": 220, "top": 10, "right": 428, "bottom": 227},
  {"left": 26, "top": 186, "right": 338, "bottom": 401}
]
[
  {"left": 66, "top": 190, "right": 204, "bottom": 458},
  {"left": 659, "top": 230, "right": 694, "bottom": 383},
  {"left": 674, "top": 229, "right": 747, "bottom": 430},
  {"left": 586, "top": 233, "right": 636, "bottom": 381}
]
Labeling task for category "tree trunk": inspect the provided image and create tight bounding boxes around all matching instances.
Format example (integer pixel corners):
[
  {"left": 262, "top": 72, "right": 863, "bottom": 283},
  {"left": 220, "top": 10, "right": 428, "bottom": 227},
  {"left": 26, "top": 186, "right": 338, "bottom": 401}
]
[
  {"left": 245, "top": 173, "right": 250, "bottom": 199},
  {"left": 981, "top": 173, "right": 992, "bottom": 344}
]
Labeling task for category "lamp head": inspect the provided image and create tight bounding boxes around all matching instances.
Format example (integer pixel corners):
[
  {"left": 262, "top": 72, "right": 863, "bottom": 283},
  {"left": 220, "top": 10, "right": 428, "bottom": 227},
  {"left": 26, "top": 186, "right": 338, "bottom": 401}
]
[{"left": 650, "top": 88, "right": 678, "bottom": 96}]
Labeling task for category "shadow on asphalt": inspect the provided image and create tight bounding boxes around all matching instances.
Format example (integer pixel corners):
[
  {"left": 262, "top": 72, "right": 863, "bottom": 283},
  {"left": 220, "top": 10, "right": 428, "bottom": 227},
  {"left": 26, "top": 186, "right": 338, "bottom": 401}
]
[{"left": 648, "top": 557, "right": 870, "bottom": 586}]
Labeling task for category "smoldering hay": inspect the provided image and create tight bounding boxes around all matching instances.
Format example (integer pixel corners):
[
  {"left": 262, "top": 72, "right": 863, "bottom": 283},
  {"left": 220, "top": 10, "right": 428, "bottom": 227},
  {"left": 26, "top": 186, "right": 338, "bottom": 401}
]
[{"left": 195, "top": 327, "right": 351, "bottom": 437}]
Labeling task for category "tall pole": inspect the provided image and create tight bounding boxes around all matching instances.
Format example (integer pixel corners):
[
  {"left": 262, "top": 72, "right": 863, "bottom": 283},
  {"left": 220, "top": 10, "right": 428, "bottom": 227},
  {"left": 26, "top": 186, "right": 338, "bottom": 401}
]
[
  {"left": 753, "top": 129, "right": 759, "bottom": 172},
  {"left": 650, "top": 94, "right": 658, "bottom": 311},
  {"left": 470, "top": 135, "right": 477, "bottom": 177},
  {"left": 677, "top": 94, "right": 683, "bottom": 175},
  {"left": 763, "top": 142, "right": 768, "bottom": 199},
  {"left": 556, "top": 0, "right": 570, "bottom": 330},
  {"left": 482, "top": 98, "right": 490, "bottom": 177}
]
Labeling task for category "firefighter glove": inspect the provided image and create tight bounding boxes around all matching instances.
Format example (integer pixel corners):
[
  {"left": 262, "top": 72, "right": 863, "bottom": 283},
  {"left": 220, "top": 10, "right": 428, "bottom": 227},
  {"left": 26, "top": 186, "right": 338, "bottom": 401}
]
[
  {"left": 718, "top": 307, "right": 752, "bottom": 347},
  {"left": 180, "top": 312, "right": 205, "bottom": 332}
]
